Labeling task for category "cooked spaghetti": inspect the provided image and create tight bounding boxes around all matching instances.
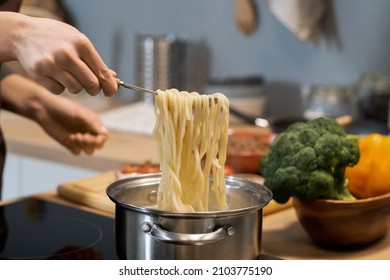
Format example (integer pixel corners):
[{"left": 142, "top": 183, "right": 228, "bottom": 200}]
[{"left": 153, "top": 89, "right": 229, "bottom": 212}]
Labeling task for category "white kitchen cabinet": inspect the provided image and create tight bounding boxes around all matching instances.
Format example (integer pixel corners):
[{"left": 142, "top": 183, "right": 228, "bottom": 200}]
[{"left": 2, "top": 153, "right": 98, "bottom": 200}]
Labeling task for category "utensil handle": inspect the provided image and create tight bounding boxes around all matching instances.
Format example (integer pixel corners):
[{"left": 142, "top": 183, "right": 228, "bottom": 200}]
[
  {"left": 115, "top": 78, "right": 157, "bottom": 95},
  {"left": 142, "top": 223, "right": 234, "bottom": 246}
]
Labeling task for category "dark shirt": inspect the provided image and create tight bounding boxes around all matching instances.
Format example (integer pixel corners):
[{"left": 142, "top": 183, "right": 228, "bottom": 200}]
[
  {"left": 0, "top": 0, "right": 21, "bottom": 11},
  {"left": 0, "top": 0, "right": 22, "bottom": 199}
]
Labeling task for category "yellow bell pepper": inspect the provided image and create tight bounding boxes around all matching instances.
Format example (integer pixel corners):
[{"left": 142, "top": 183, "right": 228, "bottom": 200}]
[{"left": 345, "top": 133, "right": 390, "bottom": 198}]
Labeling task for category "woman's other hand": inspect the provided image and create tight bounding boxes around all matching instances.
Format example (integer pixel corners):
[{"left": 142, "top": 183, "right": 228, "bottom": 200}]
[{"left": 1, "top": 74, "right": 109, "bottom": 155}]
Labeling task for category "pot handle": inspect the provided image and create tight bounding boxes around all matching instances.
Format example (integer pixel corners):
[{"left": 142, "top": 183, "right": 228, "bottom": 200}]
[{"left": 142, "top": 222, "right": 235, "bottom": 246}]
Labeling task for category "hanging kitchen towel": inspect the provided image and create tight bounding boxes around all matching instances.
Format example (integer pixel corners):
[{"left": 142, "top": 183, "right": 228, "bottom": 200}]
[{"left": 266, "top": 0, "right": 329, "bottom": 44}]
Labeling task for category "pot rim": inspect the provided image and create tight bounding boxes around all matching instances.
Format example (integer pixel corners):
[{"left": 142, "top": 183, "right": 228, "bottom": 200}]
[{"left": 106, "top": 173, "right": 273, "bottom": 218}]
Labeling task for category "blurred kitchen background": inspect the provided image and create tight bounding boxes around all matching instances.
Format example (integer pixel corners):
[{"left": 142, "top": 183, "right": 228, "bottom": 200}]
[
  {"left": 1, "top": 0, "right": 390, "bottom": 200},
  {"left": 62, "top": 0, "right": 389, "bottom": 85},
  {"left": 59, "top": 0, "right": 390, "bottom": 131},
  {"left": 4, "top": 0, "right": 390, "bottom": 132}
]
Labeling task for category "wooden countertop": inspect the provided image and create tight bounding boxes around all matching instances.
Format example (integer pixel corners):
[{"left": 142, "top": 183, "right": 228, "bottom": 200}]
[{"left": 1, "top": 111, "right": 158, "bottom": 171}]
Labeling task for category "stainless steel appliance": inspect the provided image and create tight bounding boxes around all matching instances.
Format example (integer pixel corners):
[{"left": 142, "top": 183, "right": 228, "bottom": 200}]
[{"left": 135, "top": 34, "right": 209, "bottom": 103}]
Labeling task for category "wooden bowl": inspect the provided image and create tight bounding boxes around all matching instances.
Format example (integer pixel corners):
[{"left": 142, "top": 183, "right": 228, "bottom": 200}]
[{"left": 293, "top": 192, "right": 390, "bottom": 248}]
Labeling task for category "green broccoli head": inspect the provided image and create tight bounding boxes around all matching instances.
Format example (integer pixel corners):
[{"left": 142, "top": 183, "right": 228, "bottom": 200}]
[{"left": 261, "top": 117, "right": 359, "bottom": 203}]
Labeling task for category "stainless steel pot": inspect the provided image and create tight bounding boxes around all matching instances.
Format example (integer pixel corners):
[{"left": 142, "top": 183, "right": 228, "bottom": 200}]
[{"left": 106, "top": 174, "right": 272, "bottom": 260}]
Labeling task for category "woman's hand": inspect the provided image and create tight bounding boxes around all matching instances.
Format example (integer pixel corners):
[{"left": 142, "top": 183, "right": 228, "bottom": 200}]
[
  {"left": 37, "top": 94, "right": 109, "bottom": 155},
  {"left": 1, "top": 12, "right": 118, "bottom": 97},
  {"left": 1, "top": 74, "right": 109, "bottom": 155}
]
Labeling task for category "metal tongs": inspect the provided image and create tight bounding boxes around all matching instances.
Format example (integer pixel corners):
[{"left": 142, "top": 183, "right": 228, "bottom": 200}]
[{"left": 116, "top": 78, "right": 157, "bottom": 95}]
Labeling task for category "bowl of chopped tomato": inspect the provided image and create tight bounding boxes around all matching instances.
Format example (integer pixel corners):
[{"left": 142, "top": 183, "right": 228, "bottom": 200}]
[{"left": 226, "top": 126, "right": 271, "bottom": 174}]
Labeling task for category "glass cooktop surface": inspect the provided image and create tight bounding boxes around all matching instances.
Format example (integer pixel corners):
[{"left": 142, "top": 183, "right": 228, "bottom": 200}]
[{"left": 0, "top": 198, "right": 118, "bottom": 260}]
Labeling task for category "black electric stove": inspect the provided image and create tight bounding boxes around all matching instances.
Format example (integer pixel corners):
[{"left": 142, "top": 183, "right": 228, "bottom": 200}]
[{"left": 0, "top": 198, "right": 118, "bottom": 260}]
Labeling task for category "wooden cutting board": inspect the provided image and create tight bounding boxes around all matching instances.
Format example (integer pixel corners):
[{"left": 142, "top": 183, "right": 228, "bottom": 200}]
[
  {"left": 57, "top": 171, "right": 117, "bottom": 214},
  {"left": 57, "top": 172, "right": 292, "bottom": 216}
]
